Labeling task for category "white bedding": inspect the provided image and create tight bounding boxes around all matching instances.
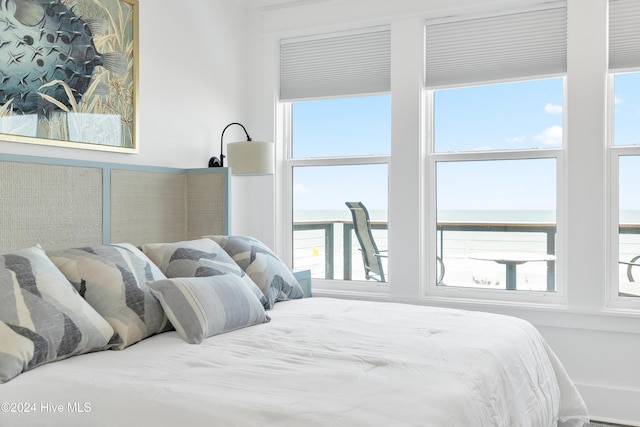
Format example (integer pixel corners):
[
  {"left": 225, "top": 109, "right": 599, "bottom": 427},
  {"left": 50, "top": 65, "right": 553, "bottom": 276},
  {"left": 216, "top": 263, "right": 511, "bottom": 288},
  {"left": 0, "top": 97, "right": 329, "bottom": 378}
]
[{"left": 0, "top": 298, "right": 588, "bottom": 427}]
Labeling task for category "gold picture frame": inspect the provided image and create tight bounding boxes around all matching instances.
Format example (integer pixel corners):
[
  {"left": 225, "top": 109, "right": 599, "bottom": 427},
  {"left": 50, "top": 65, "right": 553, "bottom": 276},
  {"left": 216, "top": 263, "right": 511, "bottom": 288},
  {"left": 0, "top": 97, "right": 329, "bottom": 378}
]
[{"left": 0, "top": 0, "right": 138, "bottom": 153}]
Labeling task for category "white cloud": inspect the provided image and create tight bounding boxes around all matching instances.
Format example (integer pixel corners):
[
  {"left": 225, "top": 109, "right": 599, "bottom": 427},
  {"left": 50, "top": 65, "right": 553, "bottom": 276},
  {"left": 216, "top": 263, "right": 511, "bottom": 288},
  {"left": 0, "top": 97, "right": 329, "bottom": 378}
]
[
  {"left": 615, "top": 96, "right": 624, "bottom": 105},
  {"left": 544, "top": 103, "right": 563, "bottom": 114},
  {"left": 534, "top": 125, "right": 563, "bottom": 146},
  {"left": 505, "top": 135, "right": 527, "bottom": 144},
  {"left": 293, "top": 183, "right": 310, "bottom": 194}
]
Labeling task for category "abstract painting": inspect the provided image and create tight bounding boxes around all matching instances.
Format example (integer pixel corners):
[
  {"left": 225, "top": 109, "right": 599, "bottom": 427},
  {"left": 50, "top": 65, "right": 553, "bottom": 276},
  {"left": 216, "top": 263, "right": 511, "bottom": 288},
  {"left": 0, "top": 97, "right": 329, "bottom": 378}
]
[{"left": 0, "top": 0, "right": 138, "bottom": 152}]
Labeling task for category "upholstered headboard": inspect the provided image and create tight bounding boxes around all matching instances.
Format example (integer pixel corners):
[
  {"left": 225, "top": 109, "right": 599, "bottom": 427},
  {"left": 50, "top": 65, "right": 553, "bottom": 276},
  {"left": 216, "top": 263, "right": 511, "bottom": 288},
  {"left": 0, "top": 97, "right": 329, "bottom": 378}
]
[{"left": 0, "top": 154, "right": 230, "bottom": 254}]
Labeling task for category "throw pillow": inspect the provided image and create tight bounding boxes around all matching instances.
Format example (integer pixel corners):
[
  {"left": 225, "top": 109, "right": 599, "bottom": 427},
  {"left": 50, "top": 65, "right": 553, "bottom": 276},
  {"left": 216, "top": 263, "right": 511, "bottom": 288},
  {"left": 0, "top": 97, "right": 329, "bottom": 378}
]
[
  {"left": 148, "top": 275, "right": 270, "bottom": 344},
  {"left": 140, "top": 238, "right": 268, "bottom": 308},
  {"left": 48, "top": 244, "right": 171, "bottom": 349},
  {"left": 0, "top": 245, "right": 116, "bottom": 383},
  {"left": 206, "top": 235, "right": 304, "bottom": 309}
]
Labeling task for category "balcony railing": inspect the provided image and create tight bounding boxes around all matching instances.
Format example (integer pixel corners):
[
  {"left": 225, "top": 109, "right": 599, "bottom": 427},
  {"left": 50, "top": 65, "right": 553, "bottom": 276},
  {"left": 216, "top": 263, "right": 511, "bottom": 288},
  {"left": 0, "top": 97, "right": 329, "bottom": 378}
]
[
  {"left": 293, "top": 220, "right": 388, "bottom": 281},
  {"left": 293, "top": 220, "right": 640, "bottom": 294},
  {"left": 437, "top": 221, "right": 556, "bottom": 290},
  {"left": 293, "top": 219, "right": 557, "bottom": 288}
]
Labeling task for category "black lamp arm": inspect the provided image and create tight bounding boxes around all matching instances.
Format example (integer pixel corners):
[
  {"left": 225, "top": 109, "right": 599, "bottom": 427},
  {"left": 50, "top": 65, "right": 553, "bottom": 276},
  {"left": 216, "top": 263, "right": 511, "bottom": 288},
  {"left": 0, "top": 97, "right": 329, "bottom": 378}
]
[{"left": 208, "top": 122, "right": 253, "bottom": 168}]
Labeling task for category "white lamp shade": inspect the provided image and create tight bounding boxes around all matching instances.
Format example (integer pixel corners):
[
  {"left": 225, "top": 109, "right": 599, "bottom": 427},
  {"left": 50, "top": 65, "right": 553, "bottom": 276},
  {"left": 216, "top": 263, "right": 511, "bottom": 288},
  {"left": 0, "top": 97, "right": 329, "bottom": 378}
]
[{"left": 226, "top": 140, "right": 275, "bottom": 175}]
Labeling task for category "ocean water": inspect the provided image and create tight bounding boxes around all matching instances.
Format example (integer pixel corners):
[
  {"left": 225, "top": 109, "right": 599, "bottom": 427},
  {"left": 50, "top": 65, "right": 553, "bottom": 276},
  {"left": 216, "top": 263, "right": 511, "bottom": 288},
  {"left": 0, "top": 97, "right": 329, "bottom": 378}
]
[
  {"left": 295, "top": 209, "right": 640, "bottom": 222},
  {"left": 293, "top": 209, "right": 640, "bottom": 290},
  {"left": 295, "top": 209, "right": 557, "bottom": 222},
  {"left": 294, "top": 209, "right": 387, "bottom": 222}
]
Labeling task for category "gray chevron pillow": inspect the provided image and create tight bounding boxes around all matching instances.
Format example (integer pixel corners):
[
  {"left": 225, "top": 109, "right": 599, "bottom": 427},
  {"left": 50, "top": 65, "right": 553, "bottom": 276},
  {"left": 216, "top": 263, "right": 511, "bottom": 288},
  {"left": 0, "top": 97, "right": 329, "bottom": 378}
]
[
  {"left": 0, "top": 245, "right": 117, "bottom": 383},
  {"left": 140, "top": 238, "right": 268, "bottom": 309},
  {"left": 48, "top": 244, "right": 171, "bottom": 349},
  {"left": 148, "top": 274, "right": 270, "bottom": 344},
  {"left": 205, "top": 235, "right": 304, "bottom": 309}
]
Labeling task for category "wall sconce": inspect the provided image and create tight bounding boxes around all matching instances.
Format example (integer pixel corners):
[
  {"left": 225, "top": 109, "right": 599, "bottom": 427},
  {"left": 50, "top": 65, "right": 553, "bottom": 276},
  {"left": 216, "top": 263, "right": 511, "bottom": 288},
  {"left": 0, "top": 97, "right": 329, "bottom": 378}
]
[{"left": 208, "top": 122, "right": 274, "bottom": 175}]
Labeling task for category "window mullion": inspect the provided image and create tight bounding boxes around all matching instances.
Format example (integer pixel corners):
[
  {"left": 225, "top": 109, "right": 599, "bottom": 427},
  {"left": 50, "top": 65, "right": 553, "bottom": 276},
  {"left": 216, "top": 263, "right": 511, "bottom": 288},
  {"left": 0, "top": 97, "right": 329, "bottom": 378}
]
[
  {"left": 431, "top": 148, "right": 562, "bottom": 163},
  {"left": 287, "top": 155, "right": 391, "bottom": 168}
]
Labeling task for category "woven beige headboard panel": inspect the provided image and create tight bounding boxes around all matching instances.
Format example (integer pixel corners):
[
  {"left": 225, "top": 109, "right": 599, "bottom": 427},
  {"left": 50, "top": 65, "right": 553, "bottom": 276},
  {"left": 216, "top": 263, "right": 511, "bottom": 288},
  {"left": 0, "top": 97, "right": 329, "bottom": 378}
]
[
  {"left": 110, "top": 169, "right": 187, "bottom": 245},
  {"left": 0, "top": 155, "right": 230, "bottom": 254},
  {"left": 0, "top": 161, "right": 103, "bottom": 253},
  {"left": 186, "top": 172, "right": 227, "bottom": 240}
]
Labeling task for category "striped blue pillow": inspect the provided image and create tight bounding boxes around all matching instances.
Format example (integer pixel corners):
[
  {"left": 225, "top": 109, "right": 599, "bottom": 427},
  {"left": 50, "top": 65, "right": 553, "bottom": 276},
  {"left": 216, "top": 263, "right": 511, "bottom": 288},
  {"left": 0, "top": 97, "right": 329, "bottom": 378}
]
[
  {"left": 0, "top": 245, "right": 116, "bottom": 383},
  {"left": 47, "top": 244, "right": 171, "bottom": 349},
  {"left": 140, "top": 238, "right": 269, "bottom": 309},
  {"left": 206, "top": 235, "right": 304, "bottom": 309},
  {"left": 148, "top": 274, "right": 270, "bottom": 344}
]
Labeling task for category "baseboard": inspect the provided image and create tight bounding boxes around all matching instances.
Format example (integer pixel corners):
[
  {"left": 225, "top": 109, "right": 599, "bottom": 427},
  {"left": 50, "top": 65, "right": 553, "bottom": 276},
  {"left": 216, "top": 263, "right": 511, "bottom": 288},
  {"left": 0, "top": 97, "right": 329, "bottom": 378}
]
[{"left": 577, "top": 383, "right": 640, "bottom": 426}]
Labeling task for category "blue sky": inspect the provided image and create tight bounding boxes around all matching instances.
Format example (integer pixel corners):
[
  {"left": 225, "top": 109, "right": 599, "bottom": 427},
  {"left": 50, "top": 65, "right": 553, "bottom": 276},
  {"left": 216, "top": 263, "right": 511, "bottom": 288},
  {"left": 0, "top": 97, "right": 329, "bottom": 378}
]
[
  {"left": 434, "top": 78, "right": 561, "bottom": 212},
  {"left": 616, "top": 73, "right": 640, "bottom": 211},
  {"left": 614, "top": 72, "right": 640, "bottom": 148},
  {"left": 292, "top": 95, "right": 390, "bottom": 216},
  {"left": 292, "top": 96, "right": 391, "bottom": 158},
  {"left": 292, "top": 74, "right": 640, "bottom": 215},
  {"left": 434, "top": 78, "right": 563, "bottom": 152}
]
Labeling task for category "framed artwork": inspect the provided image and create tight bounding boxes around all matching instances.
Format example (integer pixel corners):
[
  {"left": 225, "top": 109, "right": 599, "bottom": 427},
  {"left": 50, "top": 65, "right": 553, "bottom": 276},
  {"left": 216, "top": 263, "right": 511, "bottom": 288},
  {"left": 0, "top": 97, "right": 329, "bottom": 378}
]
[{"left": 0, "top": 0, "right": 138, "bottom": 152}]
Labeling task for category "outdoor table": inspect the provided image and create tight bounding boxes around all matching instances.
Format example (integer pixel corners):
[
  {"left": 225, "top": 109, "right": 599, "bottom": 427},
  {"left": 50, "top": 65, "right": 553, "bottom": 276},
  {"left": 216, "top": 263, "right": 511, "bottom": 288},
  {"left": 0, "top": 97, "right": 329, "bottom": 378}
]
[{"left": 469, "top": 252, "right": 557, "bottom": 290}]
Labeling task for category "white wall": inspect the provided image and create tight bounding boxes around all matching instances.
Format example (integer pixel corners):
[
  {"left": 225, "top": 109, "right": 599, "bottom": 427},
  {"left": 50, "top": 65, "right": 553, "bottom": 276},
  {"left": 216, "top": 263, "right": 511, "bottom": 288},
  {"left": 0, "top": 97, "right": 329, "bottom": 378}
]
[
  {"left": 247, "top": 0, "right": 640, "bottom": 424},
  {"left": 0, "top": 0, "right": 249, "bottom": 169}
]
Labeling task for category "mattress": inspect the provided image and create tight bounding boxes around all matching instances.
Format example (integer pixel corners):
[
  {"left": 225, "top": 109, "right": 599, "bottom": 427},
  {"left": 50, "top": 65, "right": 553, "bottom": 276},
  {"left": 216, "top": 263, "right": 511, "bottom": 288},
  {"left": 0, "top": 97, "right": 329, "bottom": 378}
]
[{"left": 0, "top": 297, "right": 588, "bottom": 427}]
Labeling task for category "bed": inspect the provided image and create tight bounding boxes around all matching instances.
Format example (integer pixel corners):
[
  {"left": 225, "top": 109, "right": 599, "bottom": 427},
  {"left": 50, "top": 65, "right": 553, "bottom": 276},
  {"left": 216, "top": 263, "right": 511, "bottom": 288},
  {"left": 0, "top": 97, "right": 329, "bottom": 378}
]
[{"left": 0, "top": 155, "right": 589, "bottom": 427}]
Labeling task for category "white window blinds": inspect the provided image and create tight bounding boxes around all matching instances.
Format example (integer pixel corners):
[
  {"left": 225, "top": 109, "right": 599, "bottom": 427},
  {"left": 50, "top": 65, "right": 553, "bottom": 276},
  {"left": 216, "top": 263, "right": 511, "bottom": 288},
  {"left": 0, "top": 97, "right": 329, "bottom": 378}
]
[
  {"left": 280, "top": 28, "right": 391, "bottom": 101},
  {"left": 425, "top": 4, "right": 567, "bottom": 88},
  {"left": 609, "top": 0, "right": 640, "bottom": 71}
]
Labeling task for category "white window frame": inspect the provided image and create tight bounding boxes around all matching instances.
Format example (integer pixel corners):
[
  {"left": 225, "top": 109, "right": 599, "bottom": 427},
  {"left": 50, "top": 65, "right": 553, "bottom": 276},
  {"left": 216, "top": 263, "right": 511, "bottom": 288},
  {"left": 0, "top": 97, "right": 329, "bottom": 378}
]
[
  {"left": 606, "top": 0, "right": 640, "bottom": 311},
  {"left": 423, "top": 79, "right": 567, "bottom": 306},
  {"left": 281, "top": 100, "right": 392, "bottom": 295},
  {"left": 278, "top": 26, "right": 392, "bottom": 295},
  {"left": 607, "top": 72, "right": 640, "bottom": 310}
]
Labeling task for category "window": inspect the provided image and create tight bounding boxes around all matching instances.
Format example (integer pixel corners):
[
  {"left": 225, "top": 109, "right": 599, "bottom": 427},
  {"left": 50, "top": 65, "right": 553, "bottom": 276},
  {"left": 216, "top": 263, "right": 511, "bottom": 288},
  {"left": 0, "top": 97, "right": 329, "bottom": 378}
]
[
  {"left": 611, "top": 73, "right": 640, "bottom": 299},
  {"left": 424, "top": 4, "right": 567, "bottom": 299},
  {"left": 280, "top": 28, "right": 391, "bottom": 288},
  {"left": 609, "top": 0, "right": 640, "bottom": 303},
  {"left": 618, "top": 155, "right": 640, "bottom": 298},
  {"left": 288, "top": 95, "right": 391, "bottom": 284},
  {"left": 291, "top": 97, "right": 390, "bottom": 158},
  {"left": 434, "top": 80, "right": 564, "bottom": 153},
  {"left": 430, "top": 79, "right": 563, "bottom": 295},
  {"left": 612, "top": 73, "right": 640, "bottom": 148}
]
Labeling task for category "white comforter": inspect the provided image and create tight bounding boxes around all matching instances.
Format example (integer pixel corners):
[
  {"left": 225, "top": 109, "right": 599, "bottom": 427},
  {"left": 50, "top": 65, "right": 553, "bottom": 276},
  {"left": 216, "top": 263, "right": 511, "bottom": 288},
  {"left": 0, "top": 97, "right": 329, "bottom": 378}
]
[{"left": 0, "top": 298, "right": 588, "bottom": 427}]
